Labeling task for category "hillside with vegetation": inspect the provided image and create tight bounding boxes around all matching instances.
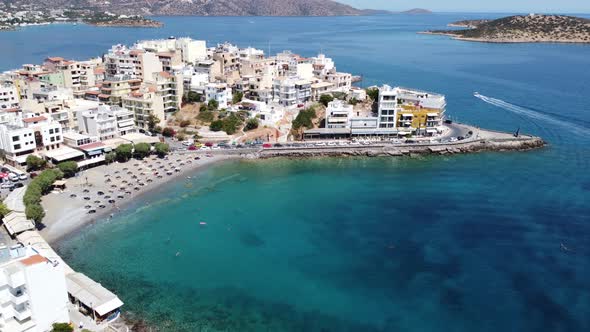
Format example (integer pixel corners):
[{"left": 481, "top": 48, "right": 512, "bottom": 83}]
[
  {"left": 3, "top": 0, "right": 373, "bottom": 16},
  {"left": 423, "top": 14, "right": 590, "bottom": 43}
]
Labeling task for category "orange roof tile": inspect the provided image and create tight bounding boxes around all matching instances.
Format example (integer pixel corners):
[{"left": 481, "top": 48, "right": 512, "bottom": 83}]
[
  {"left": 85, "top": 91, "right": 100, "bottom": 95},
  {"left": 159, "top": 71, "right": 172, "bottom": 78},
  {"left": 46, "top": 57, "right": 64, "bottom": 62},
  {"left": 129, "top": 49, "right": 145, "bottom": 56},
  {"left": 23, "top": 116, "right": 47, "bottom": 123},
  {"left": 94, "top": 68, "right": 105, "bottom": 74},
  {"left": 20, "top": 254, "right": 48, "bottom": 266}
]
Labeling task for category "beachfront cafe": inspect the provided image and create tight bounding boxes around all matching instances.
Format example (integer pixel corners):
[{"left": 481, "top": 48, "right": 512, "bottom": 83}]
[
  {"left": 43, "top": 146, "right": 85, "bottom": 164},
  {"left": 76, "top": 141, "right": 108, "bottom": 170},
  {"left": 66, "top": 272, "right": 124, "bottom": 324}
]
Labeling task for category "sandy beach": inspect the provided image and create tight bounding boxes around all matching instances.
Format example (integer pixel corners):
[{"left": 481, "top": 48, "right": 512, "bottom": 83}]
[{"left": 40, "top": 152, "right": 242, "bottom": 244}]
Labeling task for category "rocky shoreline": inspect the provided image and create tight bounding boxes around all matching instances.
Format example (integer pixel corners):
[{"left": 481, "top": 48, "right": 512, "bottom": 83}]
[{"left": 89, "top": 19, "right": 163, "bottom": 28}]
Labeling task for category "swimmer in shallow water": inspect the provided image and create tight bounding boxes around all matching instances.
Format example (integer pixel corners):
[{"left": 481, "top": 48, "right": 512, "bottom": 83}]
[{"left": 175, "top": 251, "right": 181, "bottom": 257}]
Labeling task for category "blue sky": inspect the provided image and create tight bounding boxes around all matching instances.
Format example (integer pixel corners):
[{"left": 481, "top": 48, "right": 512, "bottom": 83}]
[{"left": 339, "top": 0, "right": 590, "bottom": 13}]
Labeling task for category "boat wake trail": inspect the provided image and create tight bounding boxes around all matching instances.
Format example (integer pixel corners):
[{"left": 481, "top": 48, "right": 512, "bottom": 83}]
[{"left": 474, "top": 93, "right": 590, "bottom": 137}]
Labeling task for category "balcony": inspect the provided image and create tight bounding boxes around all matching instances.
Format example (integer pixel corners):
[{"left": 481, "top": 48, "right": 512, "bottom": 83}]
[{"left": 14, "top": 307, "right": 32, "bottom": 321}]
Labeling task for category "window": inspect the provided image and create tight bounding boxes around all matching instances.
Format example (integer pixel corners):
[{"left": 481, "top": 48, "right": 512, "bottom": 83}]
[
  {"left": 49, "top": 129, "right": 54, "bottom": 134},
  {"left": 55, "top": 127, "right": 60, "bottom": 133},
  {"left": 14, "top": 144, "right": 21, "bottom": 149}
]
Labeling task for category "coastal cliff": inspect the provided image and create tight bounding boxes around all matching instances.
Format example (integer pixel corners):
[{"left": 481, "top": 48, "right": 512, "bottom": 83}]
[{"left": 422, "top": 14, "right": 590, "bottom": 43}]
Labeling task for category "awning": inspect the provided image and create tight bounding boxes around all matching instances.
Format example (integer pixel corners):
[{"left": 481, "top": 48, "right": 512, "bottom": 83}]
[
  {"left": 66, "top": 272, "right": 124, "bottom": 317},
  {"left": 43, "top": 146, "right": 85, "bottom": 162},
  {"left": 427, "top": 113, "right": 439, "bottom": 117},
  {"left": 304, "top": 128, "right": 350, "bottom": 135},
  {"left": 426, "top": 129, "right": 438, "bottom": 133},
  {"left": 77, "top": 156, "right": 105, "bottom": 168},
  {"left": 2, "top": 211, "right": 35, "bottom": 235},
  {"left": 53, "top": 180, "right": 67, "bottom": 186}
]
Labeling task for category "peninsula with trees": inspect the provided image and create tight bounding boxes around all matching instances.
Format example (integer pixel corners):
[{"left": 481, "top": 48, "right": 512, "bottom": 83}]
[{"left": 421, "top": 14, "right": 590, "bottom": 43}]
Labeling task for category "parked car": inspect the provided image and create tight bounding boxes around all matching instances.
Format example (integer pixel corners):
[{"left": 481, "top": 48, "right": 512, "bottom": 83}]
[
  {"left": 350, "top": 141, "right": 361, "bottom": 146},
  {"left": 1, "top": 182, "right": 15, "bottom": 189},
  {"left": 297, "top": 104, "right": 305, "bottom": 108},
  {"left": 8, "top": 173, "right": 19, "bottom": 181},
  {"left": 327, "top": 142, "right": 337, "bottom": 146},
  {"left": 19, "top": 173, "right": 28, "bottom": 181},
  {"left": 236, "top": 144, "right": 245, "bottom": 148},
  {"left": 200, "top": 146, "right": 211, "bottom": 151},
  {"left": 315, "top": 142, "right": 326, "bottom": 146},
  {"left": 188, "top": 145, "right": 197, "bottom": 151},
  {"left": 450, "top": 137, "right": 458, "bottom": 142},
  {"left": 262, "top": 143, "right": 273, "bottom": 148},
  {"left": 212, "top": 146, "right": 221, "bottom": 150},
  {"left": 274, "top": 143, "right": 283, "bottom": 147},
  {"left": 204, "top": 142, "right": 214, "bottom": 147},
  {"left": 14, "top": 182, "right": 24, "bottom": 188},
  {"left": 457, "top": 136, "right": 465, "bottom": 141},
  {"left": 30, "top": 172, "right": 38, "bottom": 179}
]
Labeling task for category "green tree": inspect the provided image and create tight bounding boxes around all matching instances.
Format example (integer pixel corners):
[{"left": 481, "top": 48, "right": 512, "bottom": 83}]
[
  {"left": 133, "top": 143, "right": 151, "bottom": 159},
  {"left": 244, "top": 118, "right": 259, "bottom": 131},
  {"left": 105, "top": 151, "right": 116, "bottom": 164},
  {"left": 185, "top": 91, "right": 202, "bottom": 103},
  {"left": 199, "top": 103, "right": 208, "bottom": 113},
  {"left": 115, "top": 144, "right": 133, "bottom": 162},
  {"left": 26, "top": 155, "right": 46, "bottom": 171},
  {"left": 154, "top": 142, "right": 169, "bottom": 158},
  {"left": 232, "top": 91, "right": 243, "bottom": 104},
  {"left": 147, "top": 113, "right": 160, "bottom": 132},
  {"left": 179, "top": 120, "right": 191, "bottom": 128},
  {"left": 319, "top": 94, "right": 334, "bottom": 107},
  {"left": 26, "top": 203, "right": 45, "bottom": 223},
  {"left": 292, "top": 106, "right": 317, "bottom": 130},
  {"left": 0, "top": 203, "right": 10, "bottom": 219},
  {"left": 366, "top": 87, "right": 379, "bottom": 101},
  {"left": 208, "top": 99, "right": 219, "bottom": 111},
  {"left": 197, "top": 110, "right": 214, "bottom": 123},
  {"left": 57, "top": 161, "right": 78, "bottom": 178},
  {"left": 162, "top": 127, "right": 176, "bottom": 137},
  {"left": 51, "top": 323, "right": 74, "bottom": 332},
  {"left": 210, "top": 120, "right": 223, "bottom": 132}
]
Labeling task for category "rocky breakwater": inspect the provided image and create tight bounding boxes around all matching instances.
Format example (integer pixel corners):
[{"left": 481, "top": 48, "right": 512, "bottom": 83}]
[{"left": 258, "top": 132, "right": 545, "bottom": 159}]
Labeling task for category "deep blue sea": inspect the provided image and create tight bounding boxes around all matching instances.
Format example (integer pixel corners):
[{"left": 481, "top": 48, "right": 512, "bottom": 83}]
[{"left": 2, "top": 14, "right": 589, "bottom": 331}]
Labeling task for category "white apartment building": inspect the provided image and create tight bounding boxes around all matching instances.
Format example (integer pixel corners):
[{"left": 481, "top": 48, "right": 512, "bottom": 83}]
[
  {"left": 104, "top": 45, "right": 163, "bottom": 80},
  {"left": 272, "top": 78, "right": 312, "bottom": 107},
  {"left": 21, "top": 115, "right": 63, "bottom": 151},
  {"left": 325, "top": 100, "right": 354, "bottom": 129},
  {"left": 136, "top": 38, "right": 207, "bottom": 64},
  {"left": 324, "top": 69, "right": 352, "bottom": 92},
  {"left": 77, "top": 105, "right": 118, "bottom": 141},
  {"left": 113, "top": 107, "right": 136, "bottom": 136},
  {"left": 0, "top": 124, "right": 35, "bottom": 165},
  {"left": 205, "top": 83, "right": 231, "bottom": 109},
  {"left": 311, "top": 54, "right": 335, "bottom": 77},
  {"left": 0, "top": 83, "right": 19, "bottom": 110},
  {"left": 0, "top": 245, "right": 70, "bottom": 332}
]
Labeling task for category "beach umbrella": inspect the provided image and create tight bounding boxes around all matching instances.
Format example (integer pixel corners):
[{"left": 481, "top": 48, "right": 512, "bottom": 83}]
[
  {"left": 122, "top": 180, "right": 128, "bottom": 183},
  {"left": 83, "top": 197, "right": 90, "bottom": 200},
  {"left": 115, "top": 176, "right": 121, "bottom": 179},
  {"left": 134, "top": 187, "right": 140, "bottom": 191},
  {"left": 88, "top": 209, "right": 96, "bottom": 214},
  {"left": 123, "top": 167, "right": 128, "bottom": 171},
  {"left": 125, "top": 191, "right": 132, "bottom": 195},
  {"left": 70, "top": 194, "right": 77, "bottom": 198},
  {"left": 83, "top": 189, "right": 89, "bottom": 193},
  {"left": 115, "top": 171, "right": 120, "bottom": 174},
  {"left": 111, "top": 184, "right": 117, "bottom": 188},
  {"left": 105, "top": 174, "right": 110, "bottom": 177},
  {"left": 84, "top": 205, "right": 91, "bottom": 209},
  {"left": 99, "top": 205, "right": 106, "bottom": 209},
  {"left": 104, "top": 195, "right": 111, "bottom": 199},
  {"left": 94, "top": 200, "right": 101, "bottom": 204},
  {"left": 147, "top": 179, "right": 153, "bottom": 183},
  {"left": 117, "top": 195, "right": 124, "bottom": 199},
  {"left": 106, "top": 178, "right": 112, "bottom": 183},
  {"left": 108, "top": 199, "right": 115, "bottom": 204},
  {"left": 97, "top": 191, "right": 104, "bottom": 195}
]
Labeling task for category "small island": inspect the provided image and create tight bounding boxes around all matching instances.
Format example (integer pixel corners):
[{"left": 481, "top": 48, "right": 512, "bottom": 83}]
[{"left": 421, "top": 14, "right": 590, "bottom": 43}]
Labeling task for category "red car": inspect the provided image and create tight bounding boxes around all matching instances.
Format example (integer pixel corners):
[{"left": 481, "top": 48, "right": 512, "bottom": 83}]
[
  {"left": 262, "top": 143, "right": 272, "bottom": 148},
  {"left": 205, "top": 142, "right": 214, "bottom": 147},
  {"left": 188, "top": 145, "right": 197, "bottom": 151}
]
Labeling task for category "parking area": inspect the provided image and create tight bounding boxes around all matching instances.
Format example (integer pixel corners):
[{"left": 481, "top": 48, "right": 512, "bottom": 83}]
[{"left": 0, "top": 166, "right": 32, "bottom": 201}]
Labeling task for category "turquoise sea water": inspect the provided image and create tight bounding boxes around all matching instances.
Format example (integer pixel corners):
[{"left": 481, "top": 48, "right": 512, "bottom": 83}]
[{"left": 2, "top": 14, "right": 589, "bottom": 331}]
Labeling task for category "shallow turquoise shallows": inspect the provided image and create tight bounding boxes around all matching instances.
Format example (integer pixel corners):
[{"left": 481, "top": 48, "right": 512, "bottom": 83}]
[{"left": 2, "top": 13, "right": 589, "bottom": 332}]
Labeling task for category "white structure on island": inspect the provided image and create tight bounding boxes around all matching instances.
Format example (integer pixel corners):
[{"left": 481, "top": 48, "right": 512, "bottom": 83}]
[{"left": 0, "top": 245, "right": 70, "bottom": 332}]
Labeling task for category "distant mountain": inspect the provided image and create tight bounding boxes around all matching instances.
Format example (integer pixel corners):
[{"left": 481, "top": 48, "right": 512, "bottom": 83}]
[
  {"left": 399, "top": 8, "right": 432, "bottom": 14},
  {"left": 422, "top": 14, "right": 590, "bottom": 44},
  {"left": 2, "top": 0, "right": 370, "bottom": 16}
]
